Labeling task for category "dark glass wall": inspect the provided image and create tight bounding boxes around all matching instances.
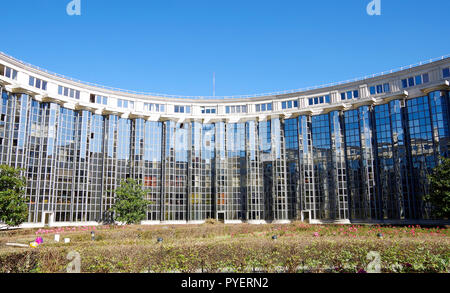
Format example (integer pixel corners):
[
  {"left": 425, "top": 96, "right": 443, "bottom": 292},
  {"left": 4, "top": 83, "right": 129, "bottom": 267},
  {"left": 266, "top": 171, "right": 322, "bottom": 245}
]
[{"left": 0, "top": 89, "right": 448, "bottom": 224}]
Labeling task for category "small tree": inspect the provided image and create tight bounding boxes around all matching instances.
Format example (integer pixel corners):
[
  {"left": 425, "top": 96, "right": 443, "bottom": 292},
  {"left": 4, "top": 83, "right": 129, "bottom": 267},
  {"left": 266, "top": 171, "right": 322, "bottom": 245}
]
[
  {"left": 0, "top": 165, "right": 28, "bottom": 226},
  {"left": 110, "top": 178, "right": 152, "bottom": 224},
  {"left": 425, "top": 157, "right": 450, "bottom": 219}
]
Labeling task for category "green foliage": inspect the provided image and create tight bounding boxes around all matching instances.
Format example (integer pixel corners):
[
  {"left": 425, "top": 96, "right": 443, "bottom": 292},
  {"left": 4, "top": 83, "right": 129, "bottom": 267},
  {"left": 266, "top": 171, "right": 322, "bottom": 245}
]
[
  {"left": 0, "top": 165, "right": 28, "bottom": 226},
  {"left": 110, "top": 178, "right": 152, "bottom": 224},
  {"left": 425, "top": 157, "right": 450, "bottom": 219}
]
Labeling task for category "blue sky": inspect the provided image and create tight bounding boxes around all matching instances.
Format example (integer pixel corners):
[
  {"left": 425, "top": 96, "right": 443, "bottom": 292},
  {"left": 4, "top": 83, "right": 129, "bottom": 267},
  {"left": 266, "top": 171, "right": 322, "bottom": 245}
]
[{"left": 2, "top": 0, "right": 450, "bottom": 97}]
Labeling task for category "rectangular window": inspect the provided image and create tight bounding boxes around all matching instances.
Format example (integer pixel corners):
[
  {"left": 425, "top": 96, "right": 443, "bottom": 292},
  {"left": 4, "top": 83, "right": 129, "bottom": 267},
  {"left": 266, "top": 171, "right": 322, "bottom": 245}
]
[
  {"left": 242, "top": 105, "right": 247, "bottom": 113},
  {"left": 282, "top": 101, "right": 287, "bottom": 109},
  {"left": 408, "top": 77, "right": 414, "bottom": 87},
  {"left": 103, "top": 96, "right": 108, "bottom": 105},
  {"left": 35, "top": 79, "right": 41, "bottom": 89},
  {"left": 29, "top": 76, "right": 34, "bottom": 86},
  {"left": 347, "top": 91, "right": 353, "bottom": 99},
  {"left": 226, "top": 106, "right": 230, "bottom": 114},
  {"left": 75, "top": 91, "right": 80, "bottom": 99},
  {"left": 444, "top": 68, "right": 450, "bottom": 78},
  {"left": 401, "top": 79, "right": 408, "bottom": 89},
  {"left": 58, "top": 86, "right": 63, "bottom": 95},
  {"left": 5, "top": 67, "right": 11, "bottom": 78},
  {"left": 415, "top": 75, "right": 422, "bottom": 86},
  {"left": 370, "top": 86, "right": 376, "bottom": 95},
  {"left": 422, "top": 73, "right": 429, "bottom": 83},
  {"left": 267, "top": 103, "right": 272, "bottom": 111},
  {"left": 256, "top": 104, "right": 260, "bottom": 112},
  {"left": 186, "top": 106, "right": 191, "bottom": 113},
  {"left": 118, "top": 100, "right": 123, "bottom": 108},
  {"left": 383, "top": 83, "right": 390, "bottom": 93},
  {"left": 341, "top": 93, "right": 346, "bottom": 100},
  {"left": 261, "top": 104, "right": 266, "bottom": 111},
  {"left": 293, "top": 100, "right": 298, "bottom": 108},
  {"left": 287, "top": 100, "right": 292, "bottom": 108},
  {"left": 42, "top": 81, "right": 47, "bottom": 91},
  {"left": 353, "top": 90, "right": 359, "bottom": 98},
  {"left": 319, "top": 96, "right": 324, "bottom": 103},
  {"left": 376, "top": 85, "right": 383, "bottom": 94},
  {"left": 64, "top": 87, "right": 69, "bottom": 96},
  {"left": 123, "top": 100, "right": 129, "bottom": 108},
  {"left": 160, "top": 105, "right": 165, "bottom": 112},
  {"left": 325, "top": 95, "right": 330, "bottom": 103},
  {"left": 309, "top": 98, "right": 313, "bottom": 106},
  {"left": 314, "top": 97, "right": 319, "bottom": 105}
]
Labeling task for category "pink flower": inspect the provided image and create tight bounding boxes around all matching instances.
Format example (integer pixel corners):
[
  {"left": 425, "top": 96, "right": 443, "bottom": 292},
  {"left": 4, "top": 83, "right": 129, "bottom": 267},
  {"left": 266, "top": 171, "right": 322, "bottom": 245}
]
[{"left": 313, "top": 232, "right": 319, "bottom": 237}]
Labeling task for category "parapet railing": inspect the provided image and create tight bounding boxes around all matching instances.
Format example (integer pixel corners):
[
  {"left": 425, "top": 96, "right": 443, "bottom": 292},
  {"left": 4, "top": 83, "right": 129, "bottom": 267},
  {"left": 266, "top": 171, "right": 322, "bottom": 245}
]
[{"left": 1, "top": 51, "right": 449, "bottom": 100}]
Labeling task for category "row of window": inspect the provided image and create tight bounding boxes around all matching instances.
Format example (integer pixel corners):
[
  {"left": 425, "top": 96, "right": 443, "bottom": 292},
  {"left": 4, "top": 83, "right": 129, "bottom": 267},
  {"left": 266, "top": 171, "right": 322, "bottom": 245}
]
[
  {"left": 309, "top": 95, "right": 331, "bottom": 105},
  {"left": 29, "top": 76, "right": 47, "bottom": 90},
  {"left": 201, "top": 107, "right": 217, "bottom": 114},
  {"left": 341, "top": 90, "right": 359, "bottom": 100},
  {"left": 144, "top": 103, "right": 165, "bottom": 113},
  {"left": 281, "top": 100, "right": 299, "bottom": 109},
  {"left": 174, "top": 105, "right": 191, "bottom": 113},
  {"left": 401, "top": 73, "right": 429, "bottom": 89},
  {"left": 255, "top": 103, "right": 273, "bottom": 112},
  {"left": 95, "top": 95, "right": 108, "bottom": 105},
  {"left": 0, "top": 65, "right": 18, "bottom": 80},
  {"left": 58, "top": 85, "right": 80, "bottom": 99},
  {"left": 369, "top": 83, "right": 390, "bottom": 95},
  {"left": 226, "top": 105, "right": 248, "bottom": 114},
  {"left": 117, "top": 99, "right": 135, "bottom": 109}
]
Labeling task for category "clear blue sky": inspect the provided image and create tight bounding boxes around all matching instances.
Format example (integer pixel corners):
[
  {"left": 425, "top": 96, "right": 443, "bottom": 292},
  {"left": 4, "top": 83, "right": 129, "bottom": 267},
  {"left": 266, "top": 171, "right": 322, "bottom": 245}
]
[{"left": 2, "top": 0, "right": 450, "bottom": 97}]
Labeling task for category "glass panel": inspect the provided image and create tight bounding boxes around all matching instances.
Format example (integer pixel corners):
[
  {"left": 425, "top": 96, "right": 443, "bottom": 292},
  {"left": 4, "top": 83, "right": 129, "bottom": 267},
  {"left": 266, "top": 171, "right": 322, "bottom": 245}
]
[{"left": 415, "top": 75, "right": 422, "bottom": 85}]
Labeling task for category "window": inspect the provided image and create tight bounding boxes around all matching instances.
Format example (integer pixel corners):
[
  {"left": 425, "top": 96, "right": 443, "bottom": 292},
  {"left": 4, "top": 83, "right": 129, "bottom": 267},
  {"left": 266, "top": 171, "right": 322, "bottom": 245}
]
[
  {"left": 201, "top": 107, "right": 217, "bottom": 114},
  {"left": 370, "top": 83, "right": 390, "bottom": 95},
  {"left": 174, "top": 105, "right": 191, "bottom": 114},
  {"left": 443, "top": 68, "right": 450, "bottom": 78},
  {"left": 1, "top": 66, "right": 18, "bottom": 80},
  {"left": 117, "top": 99, "right": 134, "bottom": 109},
  {"left": 28, "top": 76, "right": 47, "bottom": 91},
  {"left": 95, "top": 95, "right": 108, "bottom": 105},
  {"left": 255, "top": 103, "right": 272, "bottom": 112},
  {"left": 58, "top": 85, "right": 80, "bottom": 99},
  {"left": 309, "top": 95, "right": 330, "bottom": 105},
  {"left": 144, "top": 103, "right": 165, "bottom": 112},
  {"left": 281, "top": 100, "right": 298, "bottom": 110},
  {"left": 401, "top": 73, "right": 430, "bottom": 89},
  {"left": 340, "top": 91, "right": 358, "bottom": 100}
]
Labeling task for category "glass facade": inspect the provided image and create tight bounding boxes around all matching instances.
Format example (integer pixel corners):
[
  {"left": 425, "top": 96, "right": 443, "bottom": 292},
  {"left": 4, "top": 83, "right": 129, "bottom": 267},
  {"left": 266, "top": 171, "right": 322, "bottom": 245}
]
[{"left": 0, "top": 70, "right": 449, "bottom": 224}]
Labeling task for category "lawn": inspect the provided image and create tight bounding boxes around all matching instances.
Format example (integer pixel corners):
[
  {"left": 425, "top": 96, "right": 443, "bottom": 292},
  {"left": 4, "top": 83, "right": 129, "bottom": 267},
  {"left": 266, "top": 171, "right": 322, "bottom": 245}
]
[{"left": 0, "top": 222, "right": 448, "bottom": 273}]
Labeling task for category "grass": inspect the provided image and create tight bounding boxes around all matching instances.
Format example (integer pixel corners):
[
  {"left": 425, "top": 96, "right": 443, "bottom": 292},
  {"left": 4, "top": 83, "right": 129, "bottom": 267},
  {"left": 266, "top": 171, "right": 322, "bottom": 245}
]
[{"left": 0, "top": 222, "right": 449, "bottom": 273}]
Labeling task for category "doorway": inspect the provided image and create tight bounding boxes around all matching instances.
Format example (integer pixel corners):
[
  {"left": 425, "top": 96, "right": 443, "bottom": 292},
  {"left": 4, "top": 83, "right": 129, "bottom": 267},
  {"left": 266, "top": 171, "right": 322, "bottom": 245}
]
[{"left": 217, "top": 212, "right": 225, "bottom": 223}]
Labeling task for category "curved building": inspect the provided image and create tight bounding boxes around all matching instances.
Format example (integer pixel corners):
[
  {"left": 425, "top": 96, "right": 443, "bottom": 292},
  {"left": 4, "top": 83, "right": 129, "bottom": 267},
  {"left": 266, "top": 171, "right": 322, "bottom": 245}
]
[{"left": 0, "top": 52, "right": 449, "bottom": 226}]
